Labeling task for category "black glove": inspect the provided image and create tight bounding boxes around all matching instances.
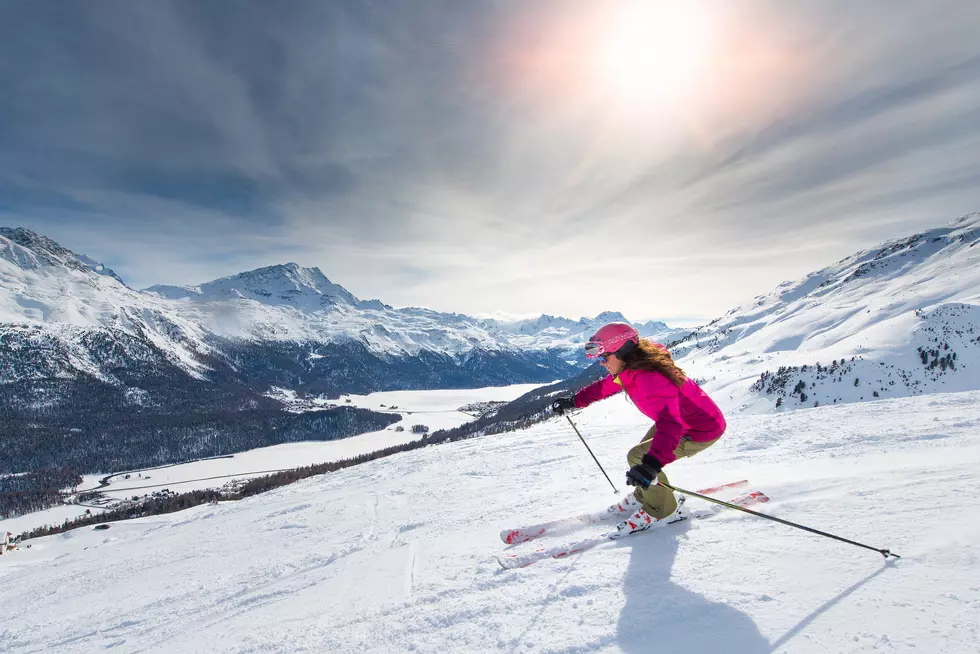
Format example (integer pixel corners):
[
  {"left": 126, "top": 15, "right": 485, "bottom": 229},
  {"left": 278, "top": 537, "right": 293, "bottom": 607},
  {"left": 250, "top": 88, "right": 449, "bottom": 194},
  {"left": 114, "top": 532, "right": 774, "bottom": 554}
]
[
  {"left": 550, "top": 396, "right": 576, "bottom": 416},
  {"left": 626, "top": 453, "right": 663, "bottom": 489}
]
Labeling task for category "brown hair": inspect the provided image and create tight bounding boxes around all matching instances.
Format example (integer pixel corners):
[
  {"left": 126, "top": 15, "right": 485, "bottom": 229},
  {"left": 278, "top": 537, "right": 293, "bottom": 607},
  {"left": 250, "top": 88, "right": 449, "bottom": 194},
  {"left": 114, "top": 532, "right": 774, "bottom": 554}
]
[{"left": 619, "top": 339, "right": 687, "bottom": 388}]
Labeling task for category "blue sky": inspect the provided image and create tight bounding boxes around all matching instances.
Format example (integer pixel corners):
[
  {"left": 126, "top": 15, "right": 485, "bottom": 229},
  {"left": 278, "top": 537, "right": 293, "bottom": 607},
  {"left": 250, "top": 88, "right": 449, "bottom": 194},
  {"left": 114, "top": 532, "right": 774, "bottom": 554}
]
[{"left": 1, "top": 0, "right": 979, "bottom": 326}]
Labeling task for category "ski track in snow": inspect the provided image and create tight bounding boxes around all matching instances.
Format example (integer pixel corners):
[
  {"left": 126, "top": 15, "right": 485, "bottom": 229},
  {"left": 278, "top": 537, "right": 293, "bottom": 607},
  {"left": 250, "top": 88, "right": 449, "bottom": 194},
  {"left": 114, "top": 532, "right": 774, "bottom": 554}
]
[{"left": 2, "top": 390, "right": 980, "bottom": 653}]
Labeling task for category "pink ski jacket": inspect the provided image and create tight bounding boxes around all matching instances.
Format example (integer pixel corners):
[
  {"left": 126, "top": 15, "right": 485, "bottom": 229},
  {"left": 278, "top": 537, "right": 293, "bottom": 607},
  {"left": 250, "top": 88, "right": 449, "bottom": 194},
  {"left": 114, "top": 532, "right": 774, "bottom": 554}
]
[{"left": 573, "top": 369, "right": 726, "bottom": 465}]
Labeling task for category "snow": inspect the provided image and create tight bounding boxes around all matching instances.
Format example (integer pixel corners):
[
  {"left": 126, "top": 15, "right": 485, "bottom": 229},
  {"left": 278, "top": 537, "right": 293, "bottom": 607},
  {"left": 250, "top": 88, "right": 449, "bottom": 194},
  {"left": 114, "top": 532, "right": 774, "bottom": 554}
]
[
  {"left": 2, "top": 387, "right": 979, "bottom": 653},
  {"left": 2, "top": 384, "right": 548, "bottom": 536},
  {"left": 4, "top": 216, "right": 980, "bottom": 651},
  {"left": 677, "top": 213, "right": 980, "bottom": 412},
  {"left": 144, "top": 262, "right": 361, "bottom": 310}
]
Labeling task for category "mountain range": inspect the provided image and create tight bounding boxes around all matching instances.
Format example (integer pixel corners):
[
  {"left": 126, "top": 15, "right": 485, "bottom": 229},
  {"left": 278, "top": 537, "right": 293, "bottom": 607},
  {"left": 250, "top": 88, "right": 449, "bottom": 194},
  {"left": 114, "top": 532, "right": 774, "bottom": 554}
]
[
  {"left": 0, "top": 225, "right": 678, "bottom": 473},
  {"left": 1, "top": 226, "right": 677, "bottom": 363},
  {"left": 4, "top": 211, "right": 980, "bottom": 474}
]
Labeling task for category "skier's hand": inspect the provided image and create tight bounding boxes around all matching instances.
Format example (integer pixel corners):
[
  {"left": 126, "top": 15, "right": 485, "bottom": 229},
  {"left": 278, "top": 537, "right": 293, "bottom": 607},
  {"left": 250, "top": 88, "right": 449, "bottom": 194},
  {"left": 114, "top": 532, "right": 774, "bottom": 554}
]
[
  {"left": 626, "top": 454, "right": 663, "bottom": 489},
  {"left": 550, "top": 396, "right": 576, "bottom": 416}
]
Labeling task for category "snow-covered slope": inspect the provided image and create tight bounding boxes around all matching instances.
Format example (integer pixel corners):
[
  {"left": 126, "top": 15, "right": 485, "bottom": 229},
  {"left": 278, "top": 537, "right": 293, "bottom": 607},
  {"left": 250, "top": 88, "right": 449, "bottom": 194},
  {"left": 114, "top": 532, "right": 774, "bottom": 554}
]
[
  {"left": 0, "top": 231, "right": 214, "bottom": 382},
  {"left": 2, "top": 387, "right": 978, "bottom": 653},
  {"left": 675, "top": 212, "right": 980, "bottom": 413},
  {"left": 76, "top": 253, "right": 124, "bottom": 284}
]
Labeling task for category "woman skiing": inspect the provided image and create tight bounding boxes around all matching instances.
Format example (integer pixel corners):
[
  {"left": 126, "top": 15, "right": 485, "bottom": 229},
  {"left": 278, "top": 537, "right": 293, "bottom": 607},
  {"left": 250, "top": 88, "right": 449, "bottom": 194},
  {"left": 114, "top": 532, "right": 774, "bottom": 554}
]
[{"left": 550, "top": 322, "right": 726, "bottom": 537}]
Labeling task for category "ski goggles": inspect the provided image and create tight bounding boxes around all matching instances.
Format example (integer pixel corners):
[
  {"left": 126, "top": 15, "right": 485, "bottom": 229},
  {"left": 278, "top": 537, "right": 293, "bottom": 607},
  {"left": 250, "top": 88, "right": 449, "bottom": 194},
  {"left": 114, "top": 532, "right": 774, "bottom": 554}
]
[
  {"left": 585, "top": 333, "right": 638, "bottom": 360},
  {"left": 584, "top": 336, "right": 630, "bottom": 358},
  {"left": 584, "top": 341, "right": 604, "bottom": 358},
  {"left": 585, "top": 342, "right": 617, "bottom": 362}
]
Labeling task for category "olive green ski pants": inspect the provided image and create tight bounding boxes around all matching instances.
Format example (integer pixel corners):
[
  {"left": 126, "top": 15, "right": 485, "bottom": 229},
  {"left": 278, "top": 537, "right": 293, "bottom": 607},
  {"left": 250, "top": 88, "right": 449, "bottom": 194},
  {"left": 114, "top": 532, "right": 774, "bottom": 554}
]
[{"left": 627, "top": 425, "right": 719, "bottom": 519}]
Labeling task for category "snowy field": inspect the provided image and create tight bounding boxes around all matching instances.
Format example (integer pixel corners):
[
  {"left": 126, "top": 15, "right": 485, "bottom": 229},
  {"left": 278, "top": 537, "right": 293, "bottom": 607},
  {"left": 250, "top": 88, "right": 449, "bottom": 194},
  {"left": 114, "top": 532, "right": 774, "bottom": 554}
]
[
  {"left": 1, "top": 383, "right": 546, "bottom": 536},
  {"left": 2, "top": 389, "right": 979, "bottom": 653}
]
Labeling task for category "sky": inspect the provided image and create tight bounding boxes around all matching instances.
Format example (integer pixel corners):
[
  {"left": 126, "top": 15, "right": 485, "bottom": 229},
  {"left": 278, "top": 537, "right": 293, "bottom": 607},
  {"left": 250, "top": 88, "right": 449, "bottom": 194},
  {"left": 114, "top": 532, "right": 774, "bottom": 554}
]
[{"left": 1, "top": 0, "right": 979, "bottom": 326}]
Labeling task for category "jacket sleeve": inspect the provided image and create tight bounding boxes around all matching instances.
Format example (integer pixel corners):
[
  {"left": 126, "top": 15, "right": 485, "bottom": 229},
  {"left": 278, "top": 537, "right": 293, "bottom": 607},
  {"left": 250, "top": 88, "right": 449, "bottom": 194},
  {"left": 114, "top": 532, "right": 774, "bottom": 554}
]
[
  {"left": 632, "top": 373, "right": 686, "bottom": 465},
  {"left": 573, "top": 375, "right": 623, "bottom": 408}
]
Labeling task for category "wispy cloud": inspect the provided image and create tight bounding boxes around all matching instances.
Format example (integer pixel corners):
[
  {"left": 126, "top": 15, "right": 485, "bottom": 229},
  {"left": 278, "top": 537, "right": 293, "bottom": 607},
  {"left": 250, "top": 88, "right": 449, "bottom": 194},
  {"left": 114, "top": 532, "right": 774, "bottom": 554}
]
[{"left": 1, "top": 0, "right": 978, "bottom": 324}]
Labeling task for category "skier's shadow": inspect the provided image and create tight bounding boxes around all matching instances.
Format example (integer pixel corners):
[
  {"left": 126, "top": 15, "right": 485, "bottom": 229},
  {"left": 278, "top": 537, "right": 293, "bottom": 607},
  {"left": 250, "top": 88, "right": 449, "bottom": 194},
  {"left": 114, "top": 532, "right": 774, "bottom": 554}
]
[{"left": 616, "top": 524, "right": 769, "bottom": 654}]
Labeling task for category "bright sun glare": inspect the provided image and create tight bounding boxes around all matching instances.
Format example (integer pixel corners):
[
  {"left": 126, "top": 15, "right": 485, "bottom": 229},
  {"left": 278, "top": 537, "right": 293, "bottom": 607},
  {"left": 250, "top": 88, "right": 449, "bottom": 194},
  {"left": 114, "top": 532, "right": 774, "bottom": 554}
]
[{"left": 593, "top": 2, "right": 712, "bottom": 106}]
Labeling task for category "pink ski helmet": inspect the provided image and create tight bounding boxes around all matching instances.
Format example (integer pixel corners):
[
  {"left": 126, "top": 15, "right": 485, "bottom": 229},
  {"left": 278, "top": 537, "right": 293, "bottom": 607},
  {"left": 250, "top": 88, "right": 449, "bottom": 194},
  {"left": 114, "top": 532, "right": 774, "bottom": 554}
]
[{"left": 584, "top": 322, "right": 639, "bottom": 359}]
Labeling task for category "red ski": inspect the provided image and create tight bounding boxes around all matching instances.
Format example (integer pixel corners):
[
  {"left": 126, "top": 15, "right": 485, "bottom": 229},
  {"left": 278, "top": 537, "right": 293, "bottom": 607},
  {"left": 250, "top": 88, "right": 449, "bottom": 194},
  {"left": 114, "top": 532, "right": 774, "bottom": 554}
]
[
  {"left": 497, "top": 488, "right": 768, "bottom": 569},
  {"left": 500, "top": 479, "right": 750, "bottom": 545}
]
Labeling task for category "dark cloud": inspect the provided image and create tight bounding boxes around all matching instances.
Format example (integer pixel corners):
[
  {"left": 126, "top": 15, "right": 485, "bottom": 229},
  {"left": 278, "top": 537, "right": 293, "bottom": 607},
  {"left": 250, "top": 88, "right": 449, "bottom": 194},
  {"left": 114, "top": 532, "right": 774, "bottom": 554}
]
[{"left": 0, "top": 1, "right": 503, "bottom": 220}]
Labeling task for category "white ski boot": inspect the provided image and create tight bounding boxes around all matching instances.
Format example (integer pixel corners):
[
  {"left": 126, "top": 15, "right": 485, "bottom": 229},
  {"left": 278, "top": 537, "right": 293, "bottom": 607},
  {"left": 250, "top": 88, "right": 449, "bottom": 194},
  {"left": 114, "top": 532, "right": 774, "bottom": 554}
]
[
  {"left": 605, "top": 491, "right": 641, "bottom": 517},
  {"left": 608, "top": 495, "right": 687, "bottom": 539},
  {"left": 609, "top": 508, "right": 659, "bottom": 538}
]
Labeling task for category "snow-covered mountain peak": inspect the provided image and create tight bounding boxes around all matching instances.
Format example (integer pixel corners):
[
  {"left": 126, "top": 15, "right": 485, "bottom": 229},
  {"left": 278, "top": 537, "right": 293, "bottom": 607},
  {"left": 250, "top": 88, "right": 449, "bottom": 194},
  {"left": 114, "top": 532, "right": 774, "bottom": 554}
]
[
  {"left": 708, "top": 212, "right": 980, "bottom": 321},
  {"left": 666, "top": 209, "right": 980, "bottom": 414},
  {"left": 950, "top": 210, "right": 980, "bottom": 228},
  {"left": 0, "top": 227, "right": 92, "bottom": 274},
  {"left": 820, "top": 213, "right": 980, "bottom": 294},
  {"left": 144, "top": 262, "right": 361, "bottom": 309},
  {"left": 584, "top": 311, "right": 629, "bottom": 326}
]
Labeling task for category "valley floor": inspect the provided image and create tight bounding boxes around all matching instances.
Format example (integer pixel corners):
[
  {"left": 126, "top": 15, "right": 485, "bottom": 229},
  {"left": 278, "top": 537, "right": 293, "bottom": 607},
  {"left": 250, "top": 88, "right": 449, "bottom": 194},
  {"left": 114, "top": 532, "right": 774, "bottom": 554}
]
[
  {"left": 2, "top": 390, "right": 979, "bottom": 653},
  {"left": 1, "top": 383, "right": 546, "bottom": 537}
]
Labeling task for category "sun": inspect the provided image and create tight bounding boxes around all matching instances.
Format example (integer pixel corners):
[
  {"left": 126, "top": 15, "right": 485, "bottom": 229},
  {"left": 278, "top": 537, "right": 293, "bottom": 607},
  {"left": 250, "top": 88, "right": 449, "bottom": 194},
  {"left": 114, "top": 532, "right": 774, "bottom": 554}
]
[{"left": 592, "top": 1, "right": 713, "bottom": 106}]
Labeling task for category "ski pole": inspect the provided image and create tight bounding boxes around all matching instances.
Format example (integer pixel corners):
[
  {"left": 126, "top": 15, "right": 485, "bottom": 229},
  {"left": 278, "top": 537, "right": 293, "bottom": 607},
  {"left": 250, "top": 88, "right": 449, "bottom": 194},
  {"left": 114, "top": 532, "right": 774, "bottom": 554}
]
[
  {"left": 564, "top": 414, "right": 619, "bottom": 494},
  {"left": 661, "top": 482, "right": 900, "bottom": 559}
]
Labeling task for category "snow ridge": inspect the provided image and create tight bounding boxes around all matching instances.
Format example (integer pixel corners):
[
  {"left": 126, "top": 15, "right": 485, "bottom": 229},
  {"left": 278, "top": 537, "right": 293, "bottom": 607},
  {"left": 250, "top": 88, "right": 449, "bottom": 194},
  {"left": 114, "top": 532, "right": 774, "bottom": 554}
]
[
  {"left": 671, "top": 211, "right": 980, "bottom": 413},
  {"left": 0, "top": 228, "right": 93, "bottom": 274}
]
